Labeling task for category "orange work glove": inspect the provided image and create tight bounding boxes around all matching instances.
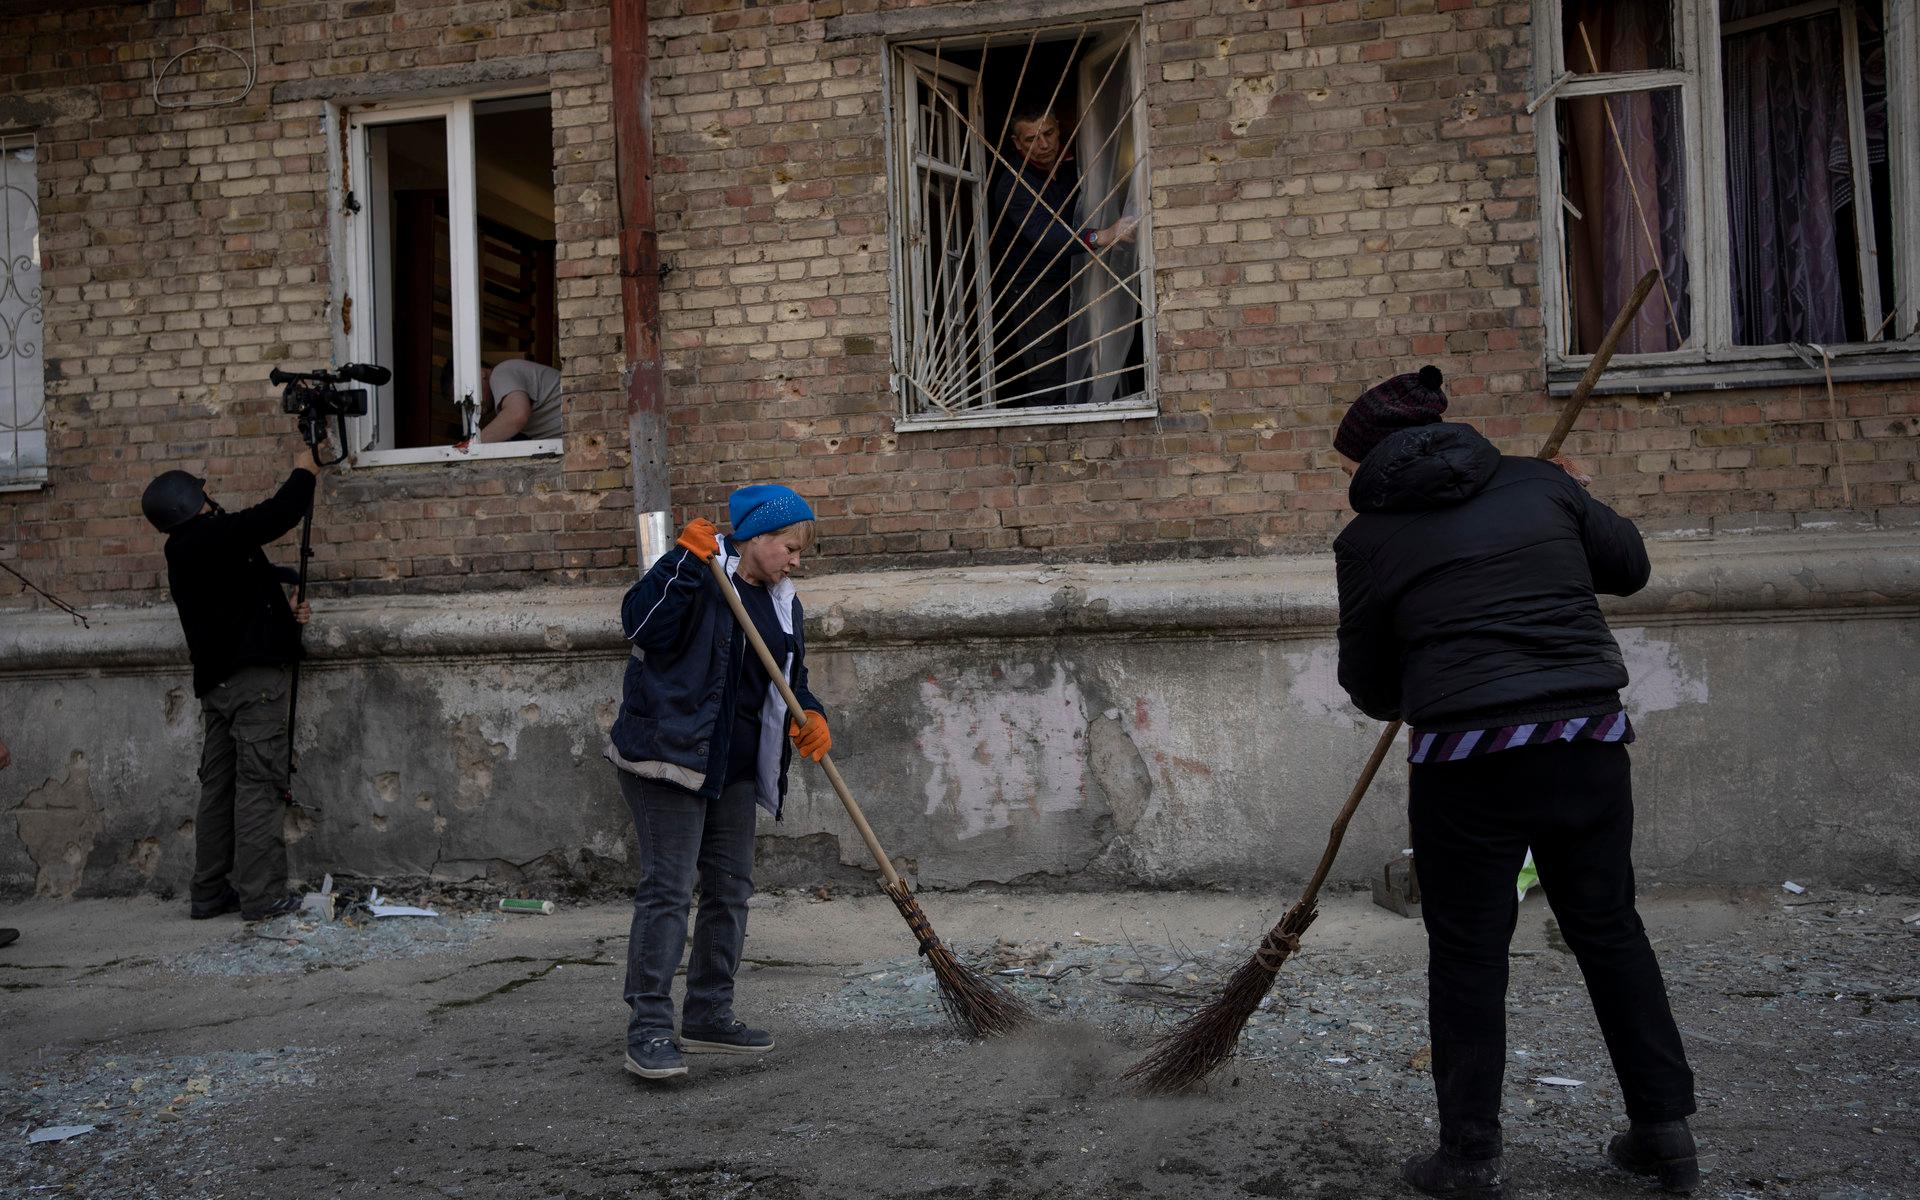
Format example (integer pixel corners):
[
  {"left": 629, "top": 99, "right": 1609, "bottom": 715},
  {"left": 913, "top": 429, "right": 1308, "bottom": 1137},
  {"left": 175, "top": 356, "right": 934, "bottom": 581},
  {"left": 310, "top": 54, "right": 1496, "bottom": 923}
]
[
  {"left": 675, "top": 517, "right": 718, "bottom": 561},
  {"left": 788, "top": 711, "right": 831, "bottom": 762}
]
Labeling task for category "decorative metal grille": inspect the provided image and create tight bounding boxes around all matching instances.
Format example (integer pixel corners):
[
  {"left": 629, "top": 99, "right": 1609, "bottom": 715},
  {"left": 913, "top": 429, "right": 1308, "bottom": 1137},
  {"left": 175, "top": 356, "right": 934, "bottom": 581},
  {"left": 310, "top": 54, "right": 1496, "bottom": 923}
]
[
  {"left": 1, "top": 134, "right": 46, "bottom": 483},
  {"left": 890, "top": 23, "right": 1154, "bottom": 421}
]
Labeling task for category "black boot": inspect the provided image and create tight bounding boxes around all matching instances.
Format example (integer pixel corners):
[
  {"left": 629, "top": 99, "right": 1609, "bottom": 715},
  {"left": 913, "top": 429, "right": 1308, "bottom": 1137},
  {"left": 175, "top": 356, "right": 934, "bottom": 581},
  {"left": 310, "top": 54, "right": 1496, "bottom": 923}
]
[
  {"left": 1607, "top": 1119, "right": 1699, "bottom": 1193},
  {"left": 1400, "top": 1148, "right": 1505, "bottom": 1199}
]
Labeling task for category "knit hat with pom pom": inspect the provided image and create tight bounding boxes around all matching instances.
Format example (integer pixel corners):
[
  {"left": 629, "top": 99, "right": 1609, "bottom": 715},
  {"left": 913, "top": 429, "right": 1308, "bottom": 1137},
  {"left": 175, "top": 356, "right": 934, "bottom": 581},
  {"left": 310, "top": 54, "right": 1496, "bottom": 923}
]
[{"left": 1334, "top": 365, "right": 1449, "bottom": 462}]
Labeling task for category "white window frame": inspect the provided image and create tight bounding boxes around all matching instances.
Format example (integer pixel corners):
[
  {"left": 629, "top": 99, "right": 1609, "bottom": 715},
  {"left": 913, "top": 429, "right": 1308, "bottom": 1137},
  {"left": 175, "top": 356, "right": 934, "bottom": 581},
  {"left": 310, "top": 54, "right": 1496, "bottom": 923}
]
[
  {"left": 882, "top": 19, "right": 1159, "bottom": 431},
  {"left": 0, "top": 131, "right": 46, "bottom": 491},
  {"left": 1533, "top": 0, "right": 1920, "bottom": 393},
  {"left": 334, "top": 92, "right": 562, "bottom": 467}
]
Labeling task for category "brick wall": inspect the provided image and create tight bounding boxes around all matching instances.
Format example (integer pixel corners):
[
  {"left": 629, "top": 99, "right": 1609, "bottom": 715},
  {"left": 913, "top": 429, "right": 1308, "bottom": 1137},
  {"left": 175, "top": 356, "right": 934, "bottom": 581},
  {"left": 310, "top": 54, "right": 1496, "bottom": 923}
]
[
  {"left": 0, "top": 0, "right": 631, "bottom": 607},
  {"left": 2, "top": 0, "right": 1915, "bottom": 611},
  {"left": 651, "top": 0, "right": 1917, "bottom": 566}
]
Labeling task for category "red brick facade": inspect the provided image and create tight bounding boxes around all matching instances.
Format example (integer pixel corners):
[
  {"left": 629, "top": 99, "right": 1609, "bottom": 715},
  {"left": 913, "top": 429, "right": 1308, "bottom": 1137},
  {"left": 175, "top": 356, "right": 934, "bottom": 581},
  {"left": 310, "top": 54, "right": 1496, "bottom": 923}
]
[{"left": 1, "top": 0, "right": 1914, "bottom": 610}]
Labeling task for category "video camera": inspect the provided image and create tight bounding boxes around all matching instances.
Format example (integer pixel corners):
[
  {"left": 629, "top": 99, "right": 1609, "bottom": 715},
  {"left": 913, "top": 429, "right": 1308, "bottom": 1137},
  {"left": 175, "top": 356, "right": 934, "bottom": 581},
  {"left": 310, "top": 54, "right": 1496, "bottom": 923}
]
[{"left": 270, "top": 363, "right": 389, "bottom": 465}]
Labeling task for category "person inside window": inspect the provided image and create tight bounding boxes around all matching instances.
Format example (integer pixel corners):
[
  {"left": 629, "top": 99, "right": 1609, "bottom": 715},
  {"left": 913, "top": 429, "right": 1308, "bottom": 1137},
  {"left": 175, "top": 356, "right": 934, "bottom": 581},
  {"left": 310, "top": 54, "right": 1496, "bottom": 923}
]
[
  {"left": 454, "top": 358, "right": 563, "bottom": 448},
  {"left": 988, "top": 108, "right": 1137, "bottom": 408}
]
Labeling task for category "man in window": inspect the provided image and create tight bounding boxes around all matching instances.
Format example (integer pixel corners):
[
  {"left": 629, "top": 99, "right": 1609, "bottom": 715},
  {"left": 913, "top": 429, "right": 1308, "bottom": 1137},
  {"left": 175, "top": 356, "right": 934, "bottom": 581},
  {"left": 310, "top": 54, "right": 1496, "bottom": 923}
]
[
  {"left": 989, "top": 108, "right": 1137, "bottom": 408},
  {"left": 459, "top": 358, "right": 563, "bottom": 446}
]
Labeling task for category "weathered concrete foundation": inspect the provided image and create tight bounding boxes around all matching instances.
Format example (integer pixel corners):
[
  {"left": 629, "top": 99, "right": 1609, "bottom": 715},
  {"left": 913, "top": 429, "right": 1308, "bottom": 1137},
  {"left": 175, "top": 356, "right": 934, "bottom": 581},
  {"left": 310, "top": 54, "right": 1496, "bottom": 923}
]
[{"left": 3, "top": 532, "right": 1916, "bottom": 897}]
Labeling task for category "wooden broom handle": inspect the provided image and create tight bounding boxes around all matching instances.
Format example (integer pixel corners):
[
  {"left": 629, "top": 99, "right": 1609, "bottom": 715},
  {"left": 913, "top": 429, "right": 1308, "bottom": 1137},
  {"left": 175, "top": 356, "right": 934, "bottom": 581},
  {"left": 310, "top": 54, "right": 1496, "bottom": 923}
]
[
  {"left": 704, "top": 553, "right": 903, "bottom": 888},
  {"left": 1302, "top": 269, "right": 1661, "bottom": 910},
  {"left": 1538, "top": 268, "right": 1657, "bottom": 461}
]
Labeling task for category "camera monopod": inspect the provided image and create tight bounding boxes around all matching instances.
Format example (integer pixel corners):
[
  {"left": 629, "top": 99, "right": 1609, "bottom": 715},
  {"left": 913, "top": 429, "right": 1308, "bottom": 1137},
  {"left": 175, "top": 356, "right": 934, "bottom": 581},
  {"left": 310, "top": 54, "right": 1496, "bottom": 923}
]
[{"left": 268, "top": 362, "right": 391, "bottom": 791}]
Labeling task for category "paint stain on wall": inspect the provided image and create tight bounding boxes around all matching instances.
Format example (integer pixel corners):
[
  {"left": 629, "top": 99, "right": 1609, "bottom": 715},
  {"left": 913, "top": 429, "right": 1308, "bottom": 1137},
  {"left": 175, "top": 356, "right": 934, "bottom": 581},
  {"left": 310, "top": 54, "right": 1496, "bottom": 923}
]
[
  {"left": 917, "top": 662, "right": 1088, "bottom": 841},
  {"left": 1617, "top": 628, "right": 1710, "bottom": 717},
  {"left": 1280, "top": 644, "right": 1365, "bottom": 729}
]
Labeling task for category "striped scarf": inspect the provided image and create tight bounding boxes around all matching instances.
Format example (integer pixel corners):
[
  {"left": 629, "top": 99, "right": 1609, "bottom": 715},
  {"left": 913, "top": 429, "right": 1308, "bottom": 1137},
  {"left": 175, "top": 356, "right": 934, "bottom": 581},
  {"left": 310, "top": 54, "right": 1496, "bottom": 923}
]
[{"left": 1408, "top": 710, "right": 1634, "bottom": 764}]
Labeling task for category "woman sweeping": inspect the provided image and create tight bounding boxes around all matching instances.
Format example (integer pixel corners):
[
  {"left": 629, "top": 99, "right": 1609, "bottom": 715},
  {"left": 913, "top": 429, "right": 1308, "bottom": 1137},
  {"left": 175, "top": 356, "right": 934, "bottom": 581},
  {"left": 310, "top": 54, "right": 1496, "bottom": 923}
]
[
  {"left": 1332, "top": 368, "right": 1698, "bottom": 1197},
  {"left": 606, "top": 485, "right": 831, "bottom": 1081}
]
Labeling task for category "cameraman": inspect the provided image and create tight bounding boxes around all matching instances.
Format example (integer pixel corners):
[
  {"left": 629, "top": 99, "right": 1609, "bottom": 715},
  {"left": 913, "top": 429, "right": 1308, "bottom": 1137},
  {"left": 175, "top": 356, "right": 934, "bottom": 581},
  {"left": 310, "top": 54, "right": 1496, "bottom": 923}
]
[{"left": 142, "top": 443, "right": 322, "bottom": 923}]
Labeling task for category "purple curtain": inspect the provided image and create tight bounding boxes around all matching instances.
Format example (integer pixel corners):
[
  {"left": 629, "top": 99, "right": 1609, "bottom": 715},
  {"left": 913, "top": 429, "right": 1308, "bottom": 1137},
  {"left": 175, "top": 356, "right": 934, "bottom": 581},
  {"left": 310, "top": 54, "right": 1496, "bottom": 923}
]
[
  {"left": 1561, "top": 1, "right": 1692, "bottom": 354},
  {"left": 1722, "top": 0, "right": 1880, "bottom": 345}
]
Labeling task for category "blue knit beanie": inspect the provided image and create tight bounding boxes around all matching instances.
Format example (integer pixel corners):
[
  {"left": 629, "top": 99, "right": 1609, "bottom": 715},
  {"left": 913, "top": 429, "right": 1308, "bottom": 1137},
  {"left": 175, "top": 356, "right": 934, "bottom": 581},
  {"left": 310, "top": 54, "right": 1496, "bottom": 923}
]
[{"left": 728, "top": 484, "right": 815, "bottom": 542}]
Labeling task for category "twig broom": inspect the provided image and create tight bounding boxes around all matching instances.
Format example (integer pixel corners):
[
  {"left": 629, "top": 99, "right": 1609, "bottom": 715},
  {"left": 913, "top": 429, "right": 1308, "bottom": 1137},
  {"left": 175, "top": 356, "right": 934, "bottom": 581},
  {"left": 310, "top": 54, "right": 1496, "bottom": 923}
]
[
  {"left": 1124, "top": 269, "right": 1660, "bottom": 1092},
  {"left": 704, "top": 553, "right": 1031, "bottom": 1039}
]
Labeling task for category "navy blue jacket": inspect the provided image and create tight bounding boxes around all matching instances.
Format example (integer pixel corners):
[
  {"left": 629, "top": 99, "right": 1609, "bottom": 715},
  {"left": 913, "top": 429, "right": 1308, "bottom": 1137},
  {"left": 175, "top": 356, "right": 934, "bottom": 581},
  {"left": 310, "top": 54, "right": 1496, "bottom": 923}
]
[
  {"left": 606, "top": 537, "right": 825, "bottom": 816},
  {"left": 1334, "top": 423, "right": 1651, "bottom": 732},
  {"left": 989, "top": 156, "right": 1093, "bottom": 301}
]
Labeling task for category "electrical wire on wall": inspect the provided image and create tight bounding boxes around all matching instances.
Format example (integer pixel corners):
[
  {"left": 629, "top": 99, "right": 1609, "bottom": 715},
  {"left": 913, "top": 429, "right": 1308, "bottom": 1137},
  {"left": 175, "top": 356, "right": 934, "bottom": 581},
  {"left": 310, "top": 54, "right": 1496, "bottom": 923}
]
[{"left": 149, "top": 0, "right": 259, "bottom": 112}]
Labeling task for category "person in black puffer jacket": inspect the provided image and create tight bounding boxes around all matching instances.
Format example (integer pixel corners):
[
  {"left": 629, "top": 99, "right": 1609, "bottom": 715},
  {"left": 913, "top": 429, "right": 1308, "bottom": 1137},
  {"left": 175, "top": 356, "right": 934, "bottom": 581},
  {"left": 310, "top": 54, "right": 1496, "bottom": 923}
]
[{"left": 1333, "top": 367, "right": 1699, "bottom": 1200}]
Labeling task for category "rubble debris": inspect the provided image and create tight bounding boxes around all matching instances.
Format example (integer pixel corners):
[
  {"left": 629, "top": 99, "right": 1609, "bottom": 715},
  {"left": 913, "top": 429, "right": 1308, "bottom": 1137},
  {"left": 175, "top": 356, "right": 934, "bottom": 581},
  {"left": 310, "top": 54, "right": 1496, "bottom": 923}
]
[
  {"left": 27, "top": 1125, "right": 93, "bottom": 1144},
  {"left": 366, "top": 887, "right": 437, "bottom": 918},
  {"left": 170, "top": 911, "right": 496, "bottom": 976}
]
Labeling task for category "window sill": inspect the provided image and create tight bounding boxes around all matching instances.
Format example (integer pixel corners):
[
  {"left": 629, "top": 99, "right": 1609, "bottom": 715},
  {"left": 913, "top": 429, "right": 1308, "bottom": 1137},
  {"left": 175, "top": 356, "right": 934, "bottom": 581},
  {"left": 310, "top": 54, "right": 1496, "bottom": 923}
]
[
  {"left": 1547, "top": 346, "right": 1920, "bottom": 396},
  {"left": 895, "top": 398, "right": 1157, "bottom": 432},
  {"left": 0, "top": 473, "right": 48, "bottom": 494},
  {"left": 348, "top": 439, "right": 563, "bottom": 469}
]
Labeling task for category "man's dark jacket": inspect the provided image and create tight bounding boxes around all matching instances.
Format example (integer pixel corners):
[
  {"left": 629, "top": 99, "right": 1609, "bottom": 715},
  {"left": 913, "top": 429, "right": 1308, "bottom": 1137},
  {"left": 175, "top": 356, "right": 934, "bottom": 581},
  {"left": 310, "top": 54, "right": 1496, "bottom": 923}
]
[
  {"left": 608, "top": 536, "right": 826, "bottom": 817},
  {"left": 1333, "top": 423, "right": 1650, "bottom": 732},
  {"left": 164, "top": 469, "right": 315, "bottom": 698},
  {"left": 989, "top": 156, "right": 1091, "bottom": 302}
]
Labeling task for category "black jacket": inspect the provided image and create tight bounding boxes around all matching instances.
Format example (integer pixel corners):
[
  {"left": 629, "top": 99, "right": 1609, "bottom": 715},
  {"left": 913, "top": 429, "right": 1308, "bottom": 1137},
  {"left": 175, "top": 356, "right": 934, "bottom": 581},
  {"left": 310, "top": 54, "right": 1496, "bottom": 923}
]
[
  {"left": 1333, "top": 423, "right": 1650, "bottom": 732},
  {"left": 607, "top": 537, "right": 826, "bottom": 817},
  {"left": 164, "top": 469, "right": 315, "bottom": 697}
]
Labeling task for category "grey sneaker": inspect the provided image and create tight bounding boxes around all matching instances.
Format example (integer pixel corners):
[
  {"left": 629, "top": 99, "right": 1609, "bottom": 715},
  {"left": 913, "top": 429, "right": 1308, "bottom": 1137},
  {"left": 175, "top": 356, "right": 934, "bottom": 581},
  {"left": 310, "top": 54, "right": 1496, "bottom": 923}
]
[
  {"left": 677, "top": 1019, "right": 774, "bottom": 1054},
  {"left": 623, "top": 1036, "right": 688, "bottom": 1080}
]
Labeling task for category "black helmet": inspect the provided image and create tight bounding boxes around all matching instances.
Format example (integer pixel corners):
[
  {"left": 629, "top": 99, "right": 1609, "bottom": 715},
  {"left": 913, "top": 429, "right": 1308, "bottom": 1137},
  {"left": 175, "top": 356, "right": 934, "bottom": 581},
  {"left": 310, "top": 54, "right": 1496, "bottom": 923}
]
[{"left": 141, "top": 470, "right": 208, "bottom": 532}]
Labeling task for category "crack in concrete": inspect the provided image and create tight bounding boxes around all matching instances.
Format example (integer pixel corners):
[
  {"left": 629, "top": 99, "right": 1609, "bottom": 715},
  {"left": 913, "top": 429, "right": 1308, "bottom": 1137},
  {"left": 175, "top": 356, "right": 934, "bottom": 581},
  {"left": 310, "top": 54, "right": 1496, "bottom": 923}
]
[{"left": 429, "top": 956, "right": 613, "bottom": 1015}]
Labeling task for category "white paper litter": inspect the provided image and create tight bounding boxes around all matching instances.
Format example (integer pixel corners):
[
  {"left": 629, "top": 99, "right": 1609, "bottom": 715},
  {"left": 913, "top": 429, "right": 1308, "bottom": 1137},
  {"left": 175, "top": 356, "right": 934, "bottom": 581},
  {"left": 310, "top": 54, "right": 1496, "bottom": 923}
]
[
  {"left": 1534, "top": 1076, "right": 1585, "bottom": 1088},
  {"left": 28, "top": 1125, "right": 94, "bottom": 1144},
  {"left": 1325, "top": 1057, "right": 1351, "bottom": 1065},
  {"left": 1782, "top": 881, "right": 1807, "bottom": 895},
  {"left": 365, "top": 886, "right": 437, "bottom": 918}
]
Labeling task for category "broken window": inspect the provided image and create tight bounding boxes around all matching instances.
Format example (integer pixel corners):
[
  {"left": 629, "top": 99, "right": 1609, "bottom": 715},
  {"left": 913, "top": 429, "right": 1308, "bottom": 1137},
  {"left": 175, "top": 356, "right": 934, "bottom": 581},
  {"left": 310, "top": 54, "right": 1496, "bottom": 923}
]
[
  {"left": 343, "top": 94, "right": 559, "bottom": 459},
  {"left": 0, "top": 134, "right": 45, "bottom": 488},
  {"left": 888, "top": 21, "right": 1156, "bottom": 424},
  {"left": 1539, "top": 0, "right": 1918, "bottom": 370}
]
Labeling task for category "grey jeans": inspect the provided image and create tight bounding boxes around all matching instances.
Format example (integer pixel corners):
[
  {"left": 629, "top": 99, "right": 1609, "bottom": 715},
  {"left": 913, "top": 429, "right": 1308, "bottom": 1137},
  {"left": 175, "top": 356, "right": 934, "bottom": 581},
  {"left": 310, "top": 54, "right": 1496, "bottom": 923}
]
[
  {"left": 194, "top": 665, "right": 291, "bottom": 910},
  {"left": 618, "top": 772, "right": 758, "bottom": 1042}
]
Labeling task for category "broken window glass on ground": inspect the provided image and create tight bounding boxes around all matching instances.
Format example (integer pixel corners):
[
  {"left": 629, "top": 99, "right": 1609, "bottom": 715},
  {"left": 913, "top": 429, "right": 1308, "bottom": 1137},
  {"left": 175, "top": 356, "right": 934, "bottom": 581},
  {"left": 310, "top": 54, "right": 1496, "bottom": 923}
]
[{"left": 890, "top": 22, "right": 1153, "bottom": 421}]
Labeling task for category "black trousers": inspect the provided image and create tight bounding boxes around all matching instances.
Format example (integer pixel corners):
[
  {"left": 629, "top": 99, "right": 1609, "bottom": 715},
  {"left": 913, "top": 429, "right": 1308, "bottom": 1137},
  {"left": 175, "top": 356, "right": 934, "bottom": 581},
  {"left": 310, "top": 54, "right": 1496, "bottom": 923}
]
[{"left": 1410, "top": 740, "right": 1695, "bottom": 1158}]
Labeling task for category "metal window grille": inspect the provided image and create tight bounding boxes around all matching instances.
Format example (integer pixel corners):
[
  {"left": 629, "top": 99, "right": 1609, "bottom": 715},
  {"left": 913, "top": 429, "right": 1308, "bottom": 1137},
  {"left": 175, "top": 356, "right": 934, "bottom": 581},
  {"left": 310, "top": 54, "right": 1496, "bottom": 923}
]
[
  {"left": 888, "top": 22, "right": 1156, "bottom": 424},
  {"left": 0, "top": 133, "right": 46, "bottom": 485}
]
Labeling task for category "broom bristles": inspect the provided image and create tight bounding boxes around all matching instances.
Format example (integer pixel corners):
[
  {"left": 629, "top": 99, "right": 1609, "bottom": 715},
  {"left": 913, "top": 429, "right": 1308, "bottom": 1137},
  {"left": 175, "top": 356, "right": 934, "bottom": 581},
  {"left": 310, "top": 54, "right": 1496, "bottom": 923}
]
[
  {"left": 884, "top": 879, "right": 1033, "bottom": 1039},
  {"left": 1122, "top": 902, "right": 1318, "bottom": 1093}
]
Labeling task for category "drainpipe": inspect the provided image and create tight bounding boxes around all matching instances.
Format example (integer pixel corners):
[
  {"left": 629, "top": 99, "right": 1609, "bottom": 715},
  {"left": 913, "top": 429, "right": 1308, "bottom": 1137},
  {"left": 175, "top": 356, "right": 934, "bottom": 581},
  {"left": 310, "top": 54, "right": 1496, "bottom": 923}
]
[{"left": 611, "top": 0, "right": 673, "bottom": 569}]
